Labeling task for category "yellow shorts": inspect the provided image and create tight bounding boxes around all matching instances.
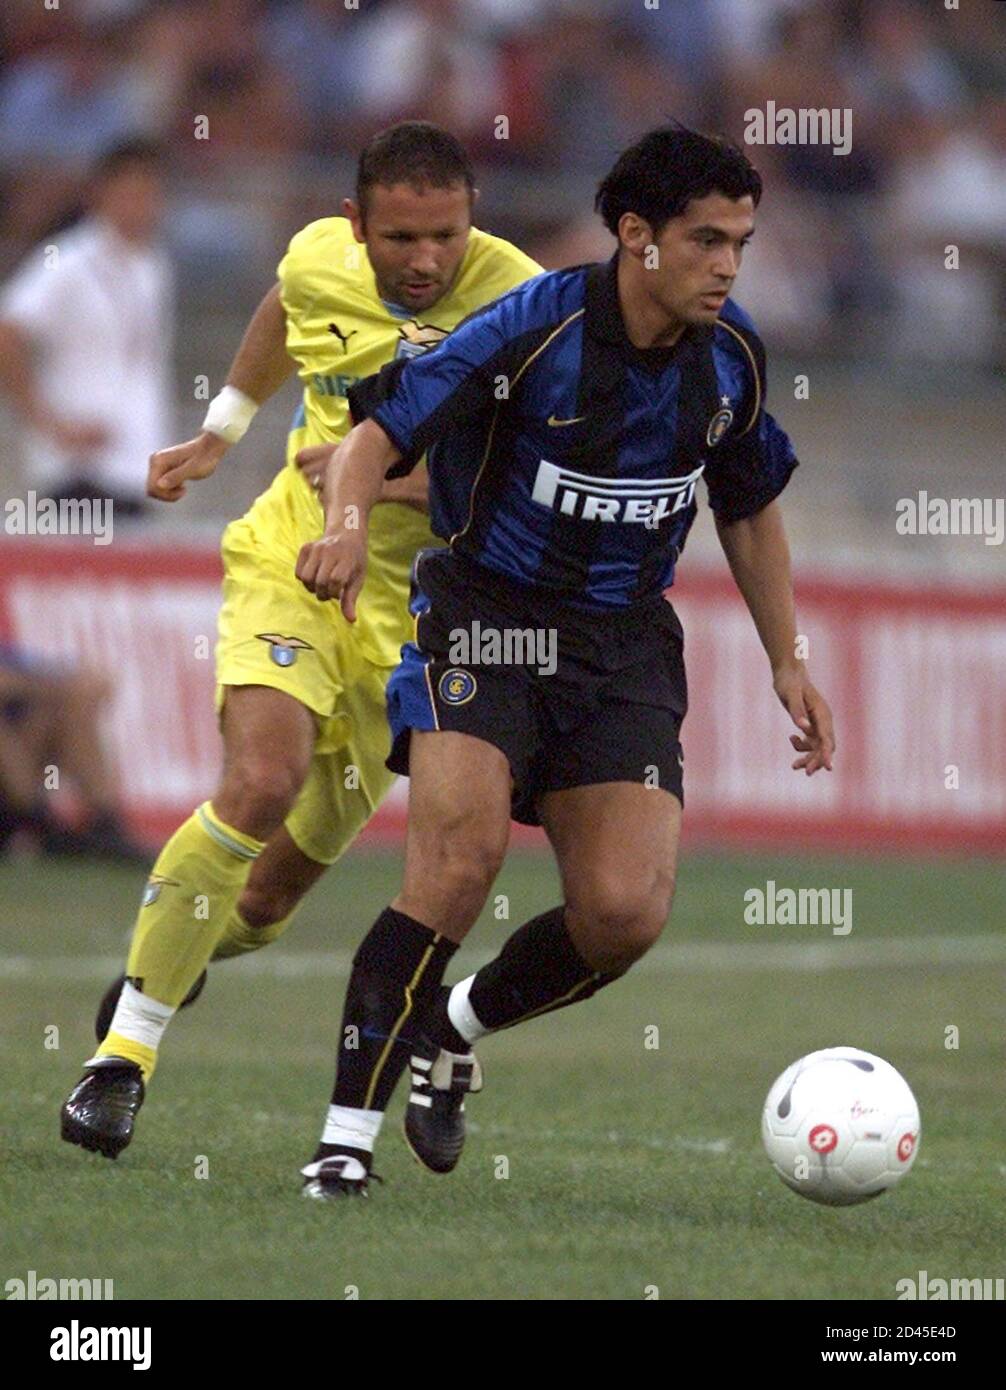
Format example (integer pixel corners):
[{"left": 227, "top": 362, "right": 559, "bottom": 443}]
[{"left": 215, "top": 511, "right": 397, "bottom": 865}]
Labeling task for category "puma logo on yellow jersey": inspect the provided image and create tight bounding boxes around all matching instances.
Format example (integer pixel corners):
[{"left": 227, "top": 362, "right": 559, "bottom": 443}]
[{"left": 328, "top": 322, "right": 358, "bottom": 353}]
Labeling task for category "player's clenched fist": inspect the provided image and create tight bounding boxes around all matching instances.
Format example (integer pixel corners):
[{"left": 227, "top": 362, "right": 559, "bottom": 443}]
[
  {"left": 296, "top": 531, "right": 368, "bottom": 622},
  {"left": 147, "top": 432, "right": 229, "bottom": 502}
]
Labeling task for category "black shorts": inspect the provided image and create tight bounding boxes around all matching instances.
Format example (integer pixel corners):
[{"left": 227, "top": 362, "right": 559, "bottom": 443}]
[
  {"left": 385, "top": 549, "right": 687, "bottom": 826},
  {"left": 386, "top": 544, "right": 691, "bottom": 822}
]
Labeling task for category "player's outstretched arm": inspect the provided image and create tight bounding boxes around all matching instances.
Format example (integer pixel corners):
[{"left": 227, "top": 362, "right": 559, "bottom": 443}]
[
  {"left": 295, "top": 419, "right": 402, "bottom": 621},
  {"left": 715, "top": 500, "right": 835, "bottom": 775},
  {"left": 148, "top": 283, "right": 295, "bottom": 502}
]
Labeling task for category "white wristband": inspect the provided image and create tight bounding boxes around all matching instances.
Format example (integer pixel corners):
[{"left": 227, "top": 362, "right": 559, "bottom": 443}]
[{"left": 202, "top": 386, "right": 259, "bottom": 444}]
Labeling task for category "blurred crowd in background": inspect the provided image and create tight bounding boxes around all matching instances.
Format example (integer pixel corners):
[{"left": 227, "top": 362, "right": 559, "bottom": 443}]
[
  {"left": 0, "top": 0, "right": 1002, "bottom": 555},
  {"left": 1, "top": 0, "right": 1003, "bottom": 358}
]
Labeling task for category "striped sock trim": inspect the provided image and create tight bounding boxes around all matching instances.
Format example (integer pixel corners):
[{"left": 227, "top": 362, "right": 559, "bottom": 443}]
[
  {"left": 362, "top": 939, "right": 440, "bottom": 1110},
  {"left": 196, "top": 802, "right": 265, "bottom": 861}
]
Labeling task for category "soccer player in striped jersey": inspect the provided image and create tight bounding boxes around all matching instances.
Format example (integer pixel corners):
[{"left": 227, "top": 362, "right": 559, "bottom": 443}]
[{"left": 295, "top": 124, "right": 836, "bottom": 1198}]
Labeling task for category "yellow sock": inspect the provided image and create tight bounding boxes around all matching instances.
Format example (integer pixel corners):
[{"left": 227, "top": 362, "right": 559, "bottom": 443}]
[
  {"left": 94, "top": 802, "right": 264, "bottom": 1078},
  {"left": 211, "top": 903, "right": 299, "bottom": 960},
  {"left": 98, "top": 1032, "right": 158, "bottom": 1080}
]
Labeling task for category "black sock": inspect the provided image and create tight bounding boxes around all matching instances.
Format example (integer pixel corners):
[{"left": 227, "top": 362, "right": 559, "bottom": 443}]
[
  {"left": 424, "top": 987, "right": 471, "bottom": 1054},
  {"left": 330, "top": 907, "right": 458, "bottom": 1114},
  {"left": 427, "top": 906, "right": 621, "bottom": 1047}
]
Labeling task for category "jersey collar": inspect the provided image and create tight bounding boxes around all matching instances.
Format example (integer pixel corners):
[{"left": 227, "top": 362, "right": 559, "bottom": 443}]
[
  {"left": 380, "top": 298, "right": 414, "bottom": 319},
  {"left": 585, "top": 253, "right": 709, "bottom": 370}
]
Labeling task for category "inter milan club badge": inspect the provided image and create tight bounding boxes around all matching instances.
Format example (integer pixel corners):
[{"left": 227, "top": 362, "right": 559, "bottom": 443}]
[
  {"left": 438, "top": 668, "right": 477, "bottom": 705},
  {"left": 706, "top": 397, "right": 734, "bottom": 447},
  {"left": 255, "top": 633, "right": 314, "bottom": 668}
]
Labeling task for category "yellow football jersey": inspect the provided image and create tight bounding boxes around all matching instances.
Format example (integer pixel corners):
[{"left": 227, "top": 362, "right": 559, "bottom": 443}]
[{"left": 273, "top": 217, "right": 542, "bottom": 668}]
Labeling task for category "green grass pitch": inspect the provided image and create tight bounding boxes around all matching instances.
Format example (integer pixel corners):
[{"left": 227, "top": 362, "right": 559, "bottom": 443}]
[{"left": 1, "top": 847, "right": 1003, "bottom": 1300}]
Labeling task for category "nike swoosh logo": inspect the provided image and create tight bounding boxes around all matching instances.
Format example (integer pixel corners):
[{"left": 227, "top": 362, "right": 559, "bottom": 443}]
[{"left": 547, "top": 413, "right": 587, "bottom": 427}]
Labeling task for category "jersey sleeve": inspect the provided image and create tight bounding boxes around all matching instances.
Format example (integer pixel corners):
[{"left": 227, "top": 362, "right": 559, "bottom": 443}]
[
  {"left": 704, "top": 310, "right": 799, "bottom": 524},
  {"left": 275, "top": 219, "right": 325, "bottom": 320},
  {"left": 347, "top": 280, "right": 556, "bottom": 477}
]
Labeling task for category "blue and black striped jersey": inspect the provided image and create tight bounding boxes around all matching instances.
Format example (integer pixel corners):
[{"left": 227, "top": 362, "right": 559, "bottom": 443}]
[{"left": 349, "top": 255, "right": 798, "bottom": 609}]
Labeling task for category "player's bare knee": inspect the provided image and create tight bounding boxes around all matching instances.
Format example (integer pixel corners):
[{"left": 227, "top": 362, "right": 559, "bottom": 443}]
[
  {"left": 567, "top": 882, "right": 671, "bottom": 972},
  {"left": 236, "top": 884, "right": 292, "bottom": 930},
  {"left": 217, "top": 757, "right": 305, "bottom": 837},
  {"left": 433, "top": 835, "right": 503, "bottom": 906},
  {"left": 408, "top": 817, "right": 505, "bottom": 921}
]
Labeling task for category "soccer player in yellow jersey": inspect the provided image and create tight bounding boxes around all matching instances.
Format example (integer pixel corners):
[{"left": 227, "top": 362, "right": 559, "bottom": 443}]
[{"left": 60, "top": 123, "right": 541, "bottom": 1160}]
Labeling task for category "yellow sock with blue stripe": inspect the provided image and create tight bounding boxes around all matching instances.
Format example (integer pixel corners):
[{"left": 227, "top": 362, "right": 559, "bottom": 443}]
[{"left": 94, "top": 801, "right": 264, "bottom": 1079}]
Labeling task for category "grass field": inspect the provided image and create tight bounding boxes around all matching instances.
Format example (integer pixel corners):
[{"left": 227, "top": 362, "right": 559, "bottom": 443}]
[{"left": 2, "top": 847, "right": 1003, "bottom": 1301}]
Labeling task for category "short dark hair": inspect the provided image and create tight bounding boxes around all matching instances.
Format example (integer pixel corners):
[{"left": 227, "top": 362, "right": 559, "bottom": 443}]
[
  {"left": 93, "top": 137, "right": 164, "bottom": 182},
  {"left": 356, "top": 121, "right": 475, "bottom": 215},
  {"left": 595, "top": 123, "right": 762, "bottom": 237}
]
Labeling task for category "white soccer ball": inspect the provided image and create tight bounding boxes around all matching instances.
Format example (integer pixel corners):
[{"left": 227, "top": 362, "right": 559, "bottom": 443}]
[{"left": 761, "top": 1047, "right": 920, "bottom": 1206}]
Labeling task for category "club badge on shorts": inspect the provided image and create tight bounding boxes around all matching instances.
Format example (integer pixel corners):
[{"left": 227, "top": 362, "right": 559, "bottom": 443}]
[
  {"left": 438, "top": 668, "right": 477, "bottom": 705},
  {"left": 142, "top": 874, "right": 180, "bottom": 907},
  {"left": 256, "top": 633, "right": 313, "bottom": 668}
]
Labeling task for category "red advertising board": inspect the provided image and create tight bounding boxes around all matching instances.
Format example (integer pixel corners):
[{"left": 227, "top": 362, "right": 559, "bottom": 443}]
[{"left": 1, "top": 536, "right": 1002, "bottom": 854}]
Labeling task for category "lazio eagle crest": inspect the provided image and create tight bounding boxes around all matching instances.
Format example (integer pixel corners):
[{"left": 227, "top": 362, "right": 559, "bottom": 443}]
[
  {"left": 396, "top": 320, "right": 449, "bottom": 360},
  {"left": 255, "top": 633, "right": 314, "bottom": 668},
  {"left": 142, "top": 873, "right": 180, "bottom": 907}
]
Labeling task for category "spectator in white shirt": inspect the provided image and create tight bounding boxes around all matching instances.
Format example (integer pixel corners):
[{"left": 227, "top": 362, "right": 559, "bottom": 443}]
[{"left": 0, "top": 138, "right": 174, "bottom": 517}]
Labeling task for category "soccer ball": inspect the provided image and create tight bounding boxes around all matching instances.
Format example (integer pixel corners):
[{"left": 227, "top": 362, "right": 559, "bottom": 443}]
[{"left": 761, "top": 1047, "right": 920, "bottom": 1206}]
